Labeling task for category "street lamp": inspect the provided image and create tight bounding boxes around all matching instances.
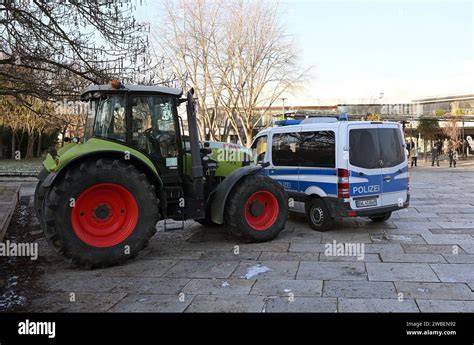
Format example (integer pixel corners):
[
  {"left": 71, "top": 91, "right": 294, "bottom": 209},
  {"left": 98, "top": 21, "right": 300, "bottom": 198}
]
[{"left": 280, "top": 97, "right": 287, "bottom": 119}]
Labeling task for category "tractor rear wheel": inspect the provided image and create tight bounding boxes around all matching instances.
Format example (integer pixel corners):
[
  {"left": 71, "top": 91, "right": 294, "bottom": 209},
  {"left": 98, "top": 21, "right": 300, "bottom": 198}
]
[
  {"left": 225, "top": 174, "right": 287, "bottom": 242},
  {"left": 42, "top": 158, "right": 159, "bottom": 268}
]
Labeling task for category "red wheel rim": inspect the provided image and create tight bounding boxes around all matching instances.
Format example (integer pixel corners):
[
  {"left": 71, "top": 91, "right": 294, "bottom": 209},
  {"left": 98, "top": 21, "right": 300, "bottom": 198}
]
[
  {"left": 71, "top": 183, "right": 138, "bottom": 247},
  {"left": 244, "top": 191, "right": 279, "bottom": 231}
]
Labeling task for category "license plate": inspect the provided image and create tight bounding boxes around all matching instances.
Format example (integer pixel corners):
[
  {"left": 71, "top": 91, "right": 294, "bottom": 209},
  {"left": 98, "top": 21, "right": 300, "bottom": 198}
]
[{"left": 356, "top": 199, "right": 377, "bottom": 208}]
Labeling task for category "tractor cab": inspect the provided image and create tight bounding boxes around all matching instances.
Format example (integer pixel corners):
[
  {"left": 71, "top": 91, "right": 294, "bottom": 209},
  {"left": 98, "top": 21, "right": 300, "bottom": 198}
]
[{"left": 81, "top": 82, "right": 183, "bottom": 181}]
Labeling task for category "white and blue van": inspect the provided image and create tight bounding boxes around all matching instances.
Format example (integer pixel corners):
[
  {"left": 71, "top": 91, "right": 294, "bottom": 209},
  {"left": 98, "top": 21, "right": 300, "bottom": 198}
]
[{"left": 250, "top": 116, "right": 410, "bottom": 231}]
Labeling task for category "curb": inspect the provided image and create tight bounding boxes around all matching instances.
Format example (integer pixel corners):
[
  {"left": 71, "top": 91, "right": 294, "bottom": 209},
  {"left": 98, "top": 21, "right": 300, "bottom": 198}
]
[{"left": 0, "top": 185, "right": 20, "bottom": 242}]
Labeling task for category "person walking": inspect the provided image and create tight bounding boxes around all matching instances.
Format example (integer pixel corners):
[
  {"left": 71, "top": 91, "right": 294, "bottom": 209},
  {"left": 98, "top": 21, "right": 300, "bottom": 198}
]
[
  {"left": 431, "top": 142, "right": 439, "bottom": 167},
  {"left": 449, "top": 147, "right": 458, "bottom": 168},
  {"left": 410, "top": 145, "right": 418, "bottom": 167}
]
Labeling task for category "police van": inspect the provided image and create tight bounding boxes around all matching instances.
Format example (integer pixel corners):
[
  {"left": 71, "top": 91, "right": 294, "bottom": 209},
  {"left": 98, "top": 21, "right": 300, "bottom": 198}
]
[{"left": 250, "top": 116, "right": 409, "bottom": 231}]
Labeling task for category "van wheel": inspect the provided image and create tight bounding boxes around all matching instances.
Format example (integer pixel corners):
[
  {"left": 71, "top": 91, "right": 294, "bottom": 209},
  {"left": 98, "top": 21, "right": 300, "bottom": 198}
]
[
  {"left": 369, "top": 212, "right": 392, "bottom": 222},
  {"left": 306, "top": 198, "right": 334, "bottom": 232}
]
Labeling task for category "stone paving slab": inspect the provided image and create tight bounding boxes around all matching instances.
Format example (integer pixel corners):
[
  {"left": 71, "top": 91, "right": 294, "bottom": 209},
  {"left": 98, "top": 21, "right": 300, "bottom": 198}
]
[
  {"left": 258, "top": 251, "right": 320, "bottom": 261},
  {"left": 380, "top": 253, "right": 447, "bottom": 263},
  {"left": 164, "top": 260, "right": 239, "bottom": 279},
  {"left": 319, "top": 253, "right": 380, "bottom": 262},
  {"left": 416, "top": 299, "right": 474, "bottom": 312},
  {"left": 250, "top": 279, "right": 323, "bottom": 297},
  {"left": 430, "top": 264, "right": 474, "bottom": 283},
  {"left": 402, "top": 244, "right": 465, "bottom": 254},
  {"left": 185, "top": 294, "right": 265, "bottom": 312},
  {"left": 265, "top": 297, "right": 337, "bottom": 312},
  {"left": 112, "top": 277, "right": 190, "bottom": 294},
  {"left": 232, "top": 261, "right": 299, "bottom": 280},
  {"left": 47, "top": 276, "right": 127, "bottom": 293},
  {"left": 28, "top": 292, "right": 128, "bottom": 312},
  {"left": 95, "top": 259, "right": 177, "bottom": 278},
  {"left": 394, "top": 282, "right": 474, "bottom": 301},
  {"left": 338, "top": 298, "right": 419, "bottom": 312},
  {"left": 108, "top": 294, "right": 193, "bottom": 312},
  {"left": 297, "top": 262, "right": 367, "bottom": 281},
  {"left": 323, "top": 281, "right": 397, "bottom": 299},
  {"left": 182, "top": 278, "right": 254, "bottom": 295},
  {"left": 366, "top": 263, "right": 439, "bottom": 282}
]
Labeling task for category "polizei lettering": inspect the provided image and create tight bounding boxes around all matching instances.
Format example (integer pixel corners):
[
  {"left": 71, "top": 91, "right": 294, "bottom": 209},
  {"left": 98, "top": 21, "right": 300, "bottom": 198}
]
[
  {"left": 352, "top": 185, "right": 380, "bottom": 194},
  {"left": 18, "top": 319, "right": 56, "bottom": 338}
]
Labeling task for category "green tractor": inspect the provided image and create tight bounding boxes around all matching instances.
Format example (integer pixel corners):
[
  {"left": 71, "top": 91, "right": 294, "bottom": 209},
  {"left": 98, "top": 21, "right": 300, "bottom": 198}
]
[{"left": 35, "top": 81, "right": 288, "bottom": 268}]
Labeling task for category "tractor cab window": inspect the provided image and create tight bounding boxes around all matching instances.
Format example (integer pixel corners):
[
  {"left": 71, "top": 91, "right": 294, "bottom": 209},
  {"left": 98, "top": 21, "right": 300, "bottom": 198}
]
[
  {"left": 131, "top": 95, "right": 179, "bottom": 170},
  {"left": 93, "top": 95, "right": 127, "bottom": 142}
]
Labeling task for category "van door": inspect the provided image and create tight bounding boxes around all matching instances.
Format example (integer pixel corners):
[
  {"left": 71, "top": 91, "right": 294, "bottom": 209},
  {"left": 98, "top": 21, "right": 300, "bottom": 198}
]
[
  {"left": 268, "top": 127, "right": 302, "bottom": 193},
  {"left": 378, "top": 124, "right": 408, "bottom": 207},
  {"left": 347, "top": 125, "right": 383, "bottom": 210}
]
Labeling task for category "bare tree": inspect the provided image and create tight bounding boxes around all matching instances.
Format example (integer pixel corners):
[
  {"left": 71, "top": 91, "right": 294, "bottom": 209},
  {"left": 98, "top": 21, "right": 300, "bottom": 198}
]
[
  {"left": 155, "top": 0, "right": 309, "bottom": 146},
  {"left": 0, "top": 0, "right": 158, "bottom": 103},
  {"left": 442, "top": 101, "right": 463, "bottom": 150}
]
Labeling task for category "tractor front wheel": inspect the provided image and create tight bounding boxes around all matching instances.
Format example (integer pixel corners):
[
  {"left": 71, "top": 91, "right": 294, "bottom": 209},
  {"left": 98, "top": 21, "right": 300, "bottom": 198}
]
[
  {"left": 42, "top": 158, "right": 159, "bottom": 268},
  {"left": 225, "top": 174, "right": 287, "bottom": 242}
]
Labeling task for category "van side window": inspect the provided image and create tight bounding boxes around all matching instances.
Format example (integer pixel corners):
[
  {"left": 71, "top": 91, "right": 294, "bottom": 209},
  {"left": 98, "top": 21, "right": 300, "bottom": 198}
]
[
  {"left": 299, "top": 131, "right": 335, "bottom": 168},
  {"left": 272, "top": 133, "right": 299, "bottom": 166},
  {"left": 251, "top": 135, "right": 268, "bottom": 164},
  {"left": 379, "top": 128, "right": 405, "bottom": 167},
  {"left": 349, "top": 129, "right": 381, "bottom": 169}
]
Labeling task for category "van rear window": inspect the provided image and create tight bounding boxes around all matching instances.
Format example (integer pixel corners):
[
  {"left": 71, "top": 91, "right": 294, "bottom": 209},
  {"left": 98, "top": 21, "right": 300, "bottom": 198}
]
[
  {"left": 349, "top": 129, "right": 381, "bottom": 169},
  {"left": 349, "top": 127, "right": 405, "bottom": 169},
  {"left": 379, "top": 128, "right": 405, "bottom": 167}
]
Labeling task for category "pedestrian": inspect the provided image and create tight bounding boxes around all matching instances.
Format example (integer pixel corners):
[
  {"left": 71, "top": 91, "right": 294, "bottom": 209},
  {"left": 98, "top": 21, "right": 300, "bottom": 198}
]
[
  {"left": 449, "top": 148, "right": 458, "bottom": 168},
  {"left": 431, "top": 142, "right": 439, "bottom": 167},
  {"left": 410, "top": 145, "right": 418, "bottom": 167},
  {"left": 436, "top": 139, "right": 442, "bottom": 155}
]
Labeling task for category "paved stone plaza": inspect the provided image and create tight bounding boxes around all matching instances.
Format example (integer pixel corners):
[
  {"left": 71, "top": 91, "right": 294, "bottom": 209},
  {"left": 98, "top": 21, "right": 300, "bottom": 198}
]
[{"left": 2, "top": 161, "right": 474, "bottom": 312}]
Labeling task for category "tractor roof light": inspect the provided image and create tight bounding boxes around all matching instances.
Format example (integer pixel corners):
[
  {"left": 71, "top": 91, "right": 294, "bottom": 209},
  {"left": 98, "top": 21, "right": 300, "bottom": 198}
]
[{"left": 111, "top": 79, "right": 122, "bottom": 89}]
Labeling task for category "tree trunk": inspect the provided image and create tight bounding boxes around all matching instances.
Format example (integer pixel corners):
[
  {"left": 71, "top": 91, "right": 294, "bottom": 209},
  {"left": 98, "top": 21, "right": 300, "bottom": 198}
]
[
  {"left": 61, "top": 127, "right": 67, "bottom": 147},
  {"left": 11, "top": 131, "right": 15, "bottom": 159},
  {"left": 26, "top": 132, "right": 35, "bottom": 159},
  {"left": 0, "top": 128, "right": 3, "bottom": 159},
  {"left": 36, "top": 131, "right": 42, "bottom": 158}
]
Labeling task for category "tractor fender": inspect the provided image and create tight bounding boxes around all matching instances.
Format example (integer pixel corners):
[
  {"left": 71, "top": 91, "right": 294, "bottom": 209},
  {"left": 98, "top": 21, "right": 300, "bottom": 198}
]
[
  {"left": 211, "top": 165, "right": 263, "bottom": 224},
  {"left": 40, "top": 150, "right": 165, "bottom": 213}
]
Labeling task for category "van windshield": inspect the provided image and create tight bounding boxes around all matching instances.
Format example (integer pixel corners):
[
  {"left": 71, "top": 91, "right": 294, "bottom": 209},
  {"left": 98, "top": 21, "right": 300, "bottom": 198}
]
[{"left": 349, "top": 127, "right": 405, "bottom": 169}]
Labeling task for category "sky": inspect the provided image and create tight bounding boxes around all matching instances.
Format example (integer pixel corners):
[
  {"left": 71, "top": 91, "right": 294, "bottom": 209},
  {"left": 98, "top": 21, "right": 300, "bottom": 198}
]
[{"left": 135, "top": 0, "right": 474, "bottom": 105}]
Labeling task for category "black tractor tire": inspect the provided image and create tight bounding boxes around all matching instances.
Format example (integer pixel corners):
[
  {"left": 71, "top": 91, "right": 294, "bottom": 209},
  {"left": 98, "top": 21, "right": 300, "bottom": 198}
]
[
  {"left": 225, "top": 174, "right": 287, "bottom": 242},
  {"left": 306, "top": 198, "right": 335, "bottom": 232},
  {"left": 34, "top": 168, "right": 49, "bottom": 223},
  {"left": 369, "top": 212, "right": 392, "bottom": 223},
  {"left": 194, "top": 195, "right": 219, "bottom": 227},
  {"left": 42, "top": 158, "right": 159, "bottom": 268}
]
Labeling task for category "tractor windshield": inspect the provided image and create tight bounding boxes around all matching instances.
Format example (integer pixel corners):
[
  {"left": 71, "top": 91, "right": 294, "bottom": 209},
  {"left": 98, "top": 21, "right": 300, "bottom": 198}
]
[{"left": 93, "top": 94, "right": 127, "bottom": 142}]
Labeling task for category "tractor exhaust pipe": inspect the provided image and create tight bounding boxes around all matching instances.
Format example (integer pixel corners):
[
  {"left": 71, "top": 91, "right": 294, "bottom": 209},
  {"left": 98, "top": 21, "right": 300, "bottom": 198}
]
[{"left": 186, "top": 88, "right": 204, "bottom": 200}]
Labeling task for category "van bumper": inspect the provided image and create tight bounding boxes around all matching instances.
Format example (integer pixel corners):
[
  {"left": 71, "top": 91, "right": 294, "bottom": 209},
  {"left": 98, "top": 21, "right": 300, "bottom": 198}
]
[{"left": 325, "top": 195, "right": 410, "bottom": 218}]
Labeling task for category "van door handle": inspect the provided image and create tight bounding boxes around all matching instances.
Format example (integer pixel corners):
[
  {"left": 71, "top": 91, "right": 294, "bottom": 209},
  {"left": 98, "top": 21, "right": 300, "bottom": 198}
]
[
  {"left": 358, "top": 172, "right": 364, "bottom": 176},
  {"left": 383, "top": 176, "right": 392, "bottom": 182}
]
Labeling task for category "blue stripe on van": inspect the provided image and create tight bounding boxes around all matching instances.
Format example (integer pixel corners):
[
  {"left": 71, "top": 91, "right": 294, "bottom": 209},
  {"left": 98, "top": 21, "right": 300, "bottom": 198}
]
[{"left": 261, "top": 167, "right": 407, "bottom": 197}]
